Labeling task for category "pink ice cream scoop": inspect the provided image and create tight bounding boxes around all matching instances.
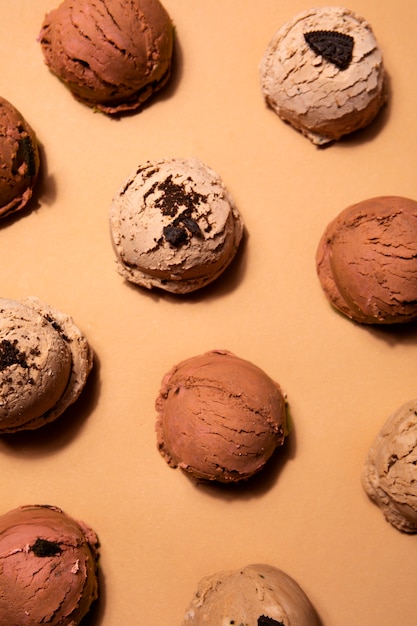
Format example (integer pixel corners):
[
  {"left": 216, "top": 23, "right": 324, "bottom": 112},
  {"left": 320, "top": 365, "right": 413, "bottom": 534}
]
[
  {"left": 156, "top": 350, "right": 287, "bottom": 483},
  {"left": 0, "top": 504, "right": 100, "bottom": 625},
  {"left": 39, "top": 0, "right": 174, "bottom": 114}
]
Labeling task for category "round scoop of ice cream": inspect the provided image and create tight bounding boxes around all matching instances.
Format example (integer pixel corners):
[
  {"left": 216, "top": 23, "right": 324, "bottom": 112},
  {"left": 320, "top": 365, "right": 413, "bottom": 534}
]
[
  {"left": 362, "top": 399, "right": 417, "bottom": 533},
  {"left": 155, "top": 350, "right": 287, "bottom": 483},
  {"left": 0, "top": 504, "right": 99, "bottom": 625},
  {"left": 39, "top": 0, "right": 174, "bottom": 114},
  {"left": 110, "top": 157, "right": 244, "bottom": 294},
  {"left": 0, "top": 96, "right": 40, "bottom": 217},
  {"left": 182, "top": 563, "right": 320, "bottom": 626},
  {"left": 259, "top": 6, "right": 387, "bottom": 145},
  {"left": 0, "top": 297, "right": 93, "bottom": 433},
  {"left": 316, "top": 196, "right": 417, "bottom": 324}
]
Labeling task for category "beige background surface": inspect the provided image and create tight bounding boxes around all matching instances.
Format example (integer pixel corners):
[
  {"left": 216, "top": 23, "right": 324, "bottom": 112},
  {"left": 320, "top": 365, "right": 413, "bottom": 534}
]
[{"left": 0, "top": 1, "right": 416, "bottom": 624}]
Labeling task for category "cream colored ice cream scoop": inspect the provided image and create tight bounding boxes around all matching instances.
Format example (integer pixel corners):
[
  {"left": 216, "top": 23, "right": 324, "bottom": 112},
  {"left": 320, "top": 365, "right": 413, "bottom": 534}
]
[
  {"left": 182, "top": 563, "right": 320, "bottom": 625},
  {"left": 110, "top": 157, "right": 244, "bottom": 294},
  {"left": 0, "top": 504, "right": 99, "bottom": 625},
  {"left": 316, "top": 196, "right": 417, "bottom": 324},
  {"left": 39, "top": 0, "right": 174, "bottom": 114},
  {"left": 156, "top": 350, "right": 286, "bottom": 482},
  {"left": 0, "top": 297, "right": 93, "bottom": 433},
  {"left": 362, "top": 399, "right": 417, "bottom": 533},
  {"left": 259, "top": 6, "right": 387, "bottom": 145},
  {"left": 0, "top": 96, "right": 40, "bottom": 217}
]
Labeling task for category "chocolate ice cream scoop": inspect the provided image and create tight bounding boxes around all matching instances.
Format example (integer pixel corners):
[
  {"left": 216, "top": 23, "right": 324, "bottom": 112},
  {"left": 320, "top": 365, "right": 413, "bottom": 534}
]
[
  {"left": 182, "top": 563, "right": 320, "bottom": 625},
  {"left": 0, "top": 96, "right": 40, "bottom": 217},
  {"left": 259, "top": 6, "right": 387, "bottom": 145},
  {"left": 156, "top": 350, "right": 287, "bottom": 483},
  {"left": 0, "top": 504, "right": 99, "bottom": 625},
  {"left": 0, "top": 297, "right": 93, "bottom": 433},
  {"left": 110, "top": 157, "right": 244, "bottom": 294},
  {"left": 39, "top": 0, "right": 174, "bottom": 114},
  {"left": 362, "top": 399, "right": 417, "bottom": 533},
  {"left": 316, "top": 196, "right": 417, "bottom": 324}
]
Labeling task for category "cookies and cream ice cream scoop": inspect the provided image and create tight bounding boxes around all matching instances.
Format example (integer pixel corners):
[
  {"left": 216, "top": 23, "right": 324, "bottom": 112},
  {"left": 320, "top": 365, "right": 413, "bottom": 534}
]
[
  {"left": 362, "top": 399, "right": 417, "bottom": 533},
  {"left": 0, "top": 96, "right": 40, "bottom": 217},
  {"left": 316, "top": 196, "right": 417, "bottom": 324},
  {"left": 110, "top": 157, "right": 244, "bottom": 294},
  {"left": 0, "top": 297, "right": 93, "bottom": 433},
  {"left": 0, "top": 504, "right": 99, "bottom": 625},
  {"left": 182, "top": 563, "right": 320, "bottom": 625},
  {"left": 259, "top": 6, "right": 387, "bottom": 145},
  {"left": 39, "top": 0, "right": 174, "bottom": 114},
  {"left": 156, "top": 350, "right": 287, "bottom": 483}
]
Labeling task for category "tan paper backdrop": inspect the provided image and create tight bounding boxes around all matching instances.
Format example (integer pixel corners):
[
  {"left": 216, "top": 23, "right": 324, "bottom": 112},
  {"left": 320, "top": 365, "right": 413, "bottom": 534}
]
[{"left": 0, "top": 1, "right": 416, "bottom": 624}]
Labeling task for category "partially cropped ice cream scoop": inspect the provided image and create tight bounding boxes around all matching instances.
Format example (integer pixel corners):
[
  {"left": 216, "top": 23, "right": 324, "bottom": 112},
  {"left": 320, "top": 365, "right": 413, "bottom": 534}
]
[
  {"left": 182, "top": 563, "right": 320, "bottom": 626},
  {"left": 0, "top": 504, "right": 99, "bottom": 625},
  {"left": 0, "top": 96, "right": 40, "bottom": 217},
  {"left": 0, "top": 297, "right": 93, "bottom": 433},
  {"left": 362, "top": 399, "right": 417, "bottom": 533},
  {"left": 156, "top": 350, "right": 287, "bottom": 483},
  {"left": 316, "top": 196, "right": 417, "bottom": 324},
  {"left": 39, "top": 0, "right": 174, "bottom": 114},
  {"left": 110, "top": 157, "right": 244, "bottom": 294},
  {"left": 259, "top": 6, "right": 387, "bottom": 145}
]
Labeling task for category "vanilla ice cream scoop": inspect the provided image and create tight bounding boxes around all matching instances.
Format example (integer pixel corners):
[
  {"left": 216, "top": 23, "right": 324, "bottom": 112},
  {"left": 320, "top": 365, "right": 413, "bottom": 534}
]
[
  {"left": 39, "top": 0, "right": 174, "bottom": 114},
  {"left": 0, "top": 297, "right": 93, "bottom": 433},
  {"left": 0, "top": 96, "right": 40, "bottom": 217},
  {"left": 182, "top": 564, "right": 320, "bottom": 626},
  {"left": 155, "top": 350, "right": 287, "bottom": 483},
  {"left": 0, "top": 504, "right": 99, "bottom": 625},
  {"left": 362, "top": 399, "right": 417, "bottom": 533},
  {"left": 110, "top": 158, "right": 244, "bottom": 294},
  {"left": 316, "top": 196, "right": 417, "bottom": 324},
  {"left": 259, "top": 6, "right": 387, "bottom": 145}
]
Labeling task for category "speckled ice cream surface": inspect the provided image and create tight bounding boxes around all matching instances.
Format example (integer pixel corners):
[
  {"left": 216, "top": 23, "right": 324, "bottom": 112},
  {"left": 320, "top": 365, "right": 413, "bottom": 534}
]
[
  {"left": 363, "top": 399, "right": 417, "bottom": 533},
  {"left": 0, "top": 297, "right": 93, "bottom": 433},
  {"left": 259, "top": 6, "right": 387, "bottom": 145},
  {"left": 0, "top": 96, "right": 40, "bottom": 217},
  {"left": 182, "top": 564, "right": 320, "bottom": 626},
  {"left": 110, "top": 158, "right": 244, "bottom": 294}
]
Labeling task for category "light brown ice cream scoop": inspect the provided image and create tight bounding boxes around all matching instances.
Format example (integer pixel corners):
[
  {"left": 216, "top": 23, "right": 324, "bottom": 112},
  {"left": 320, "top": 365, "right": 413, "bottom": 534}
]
[
  {"left": 182, "top": 563, "right": 320, "bottom": 626},
  {"left": 155, "top": 350, "right": 287, "bottom": 483},
  {"left": 0, "top": 96, "right": 40, "bottom": 217},
  {"left": 316, "top": 196, "right": 417, "bottom": 324},
  {"left": 0, "top": 504, "right": 99, "bottom": 625},
  {"left": 0, "top": 297, "right": 93, "bottom": 433},
  {"left": 39, "top": 0, "right": 174, "bottom": 114},
  {"left": 362, "top": 399, "right": 417, "bottom": 533},
  {"left": 259, "top": 6, "right": 387, "bottom": 145},
  {"left": 110, "top": 157, "right": 244, "bottom": 294}
]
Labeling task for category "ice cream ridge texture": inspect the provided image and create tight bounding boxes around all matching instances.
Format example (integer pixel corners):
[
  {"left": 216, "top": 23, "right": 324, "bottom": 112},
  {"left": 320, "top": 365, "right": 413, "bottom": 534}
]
[
  {"left": 0, "top": 297, "right": 93, "bottom": 433},
  {"left": 259, "top": 6, "right": 387, "bottom": 145},
  {"left": 155, "top": 350, "right": 287, "bottom": 483},
  {"left": 0, "top": 96, "right": 40, "bottom": 217},
  {"left": 39, "top": 0, "right": 174, "bottom": 114},
  {"left": 182, "top": 563, "right": 320, "bottom": 626},
  {"left": 316, "top": 196, "right": 417, "bottom": 324},
  {"left": 0, "top": 504, "right": 99, "bottom": 626},
  {"left": 362, "top": 399, "right": 417, "bottom": 533},
  {"left": 110, "top": 157, "right": 244, "bottom": 294}
]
